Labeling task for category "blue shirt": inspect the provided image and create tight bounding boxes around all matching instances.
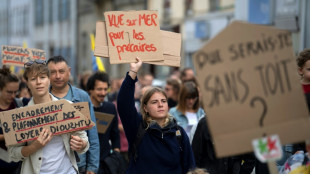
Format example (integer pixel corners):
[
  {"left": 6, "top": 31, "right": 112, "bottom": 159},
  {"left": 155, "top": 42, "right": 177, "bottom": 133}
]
[{"left": 50, "top": 83, "right": 100, "bottom": 173}]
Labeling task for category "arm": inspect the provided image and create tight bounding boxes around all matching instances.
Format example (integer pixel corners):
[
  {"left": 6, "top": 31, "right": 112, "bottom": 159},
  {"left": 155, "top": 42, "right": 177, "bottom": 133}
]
[
  {"left": 85, "top": 96, "right": 100, "bottom": 172},
  {"left": 8, "top": 128, "right": 53, "bottom": 162},
  {"left": 117, "top": 57, "right": 143, "bottom": 144},
  {"left": 180, "top": 127, "right": 196, "bottom": 173}
]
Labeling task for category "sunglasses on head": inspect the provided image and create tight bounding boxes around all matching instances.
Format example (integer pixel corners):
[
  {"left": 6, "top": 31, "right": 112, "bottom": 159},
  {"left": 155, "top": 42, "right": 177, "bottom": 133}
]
[{"left": 24, "top": 59, "right": 47, "bottom": 68}]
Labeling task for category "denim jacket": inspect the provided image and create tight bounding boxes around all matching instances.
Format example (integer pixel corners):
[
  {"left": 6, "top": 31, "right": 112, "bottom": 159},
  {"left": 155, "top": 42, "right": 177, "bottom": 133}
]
[
  {"left": 50, "top": 84, "right": 100, "bottom": 173},
  {"left": 169, "top": 107, "right": 205, "bottom": 130}
]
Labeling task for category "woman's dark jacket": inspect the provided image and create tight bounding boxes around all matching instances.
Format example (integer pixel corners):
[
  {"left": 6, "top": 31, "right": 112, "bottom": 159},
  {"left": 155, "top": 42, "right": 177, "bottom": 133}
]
[{"left": 117, "top": 73, "right": 195, "bottom": 174}]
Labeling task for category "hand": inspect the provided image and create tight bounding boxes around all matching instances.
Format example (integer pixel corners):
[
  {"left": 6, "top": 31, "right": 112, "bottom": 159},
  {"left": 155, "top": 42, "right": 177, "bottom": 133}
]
[
  {"left": 70, "top": 135, "right": 86, "bottom": 151},
  {"left": 113, "top": 148, "right": 120, "bottom": 152},
  {"left": 31, "top": 128, "right": 53, "bottom": 149},
  {"left": 130, "top": 57, "right": 142, "bottom": 73},
  {"left": 86, "top": 171, "right": 95, "bottom": 174}
]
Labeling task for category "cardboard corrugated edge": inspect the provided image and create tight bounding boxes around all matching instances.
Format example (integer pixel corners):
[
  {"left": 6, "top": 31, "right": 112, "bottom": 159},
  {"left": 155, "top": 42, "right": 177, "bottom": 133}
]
[{"left": 94, "top": 21, "right": 109, "bottom": 57}]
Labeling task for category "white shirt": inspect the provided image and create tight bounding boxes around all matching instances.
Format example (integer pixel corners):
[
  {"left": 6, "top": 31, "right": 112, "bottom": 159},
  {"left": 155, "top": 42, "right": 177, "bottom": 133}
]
[{"left": 40, "top": 135, "right": 75, "bottom": 174}]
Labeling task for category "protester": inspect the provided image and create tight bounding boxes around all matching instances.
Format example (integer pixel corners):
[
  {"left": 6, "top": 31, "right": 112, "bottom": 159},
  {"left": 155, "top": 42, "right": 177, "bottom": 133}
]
[
  {"left": 107, "top": 77, "right": 123, "bottom": 102},
  {"left": 86, "top": 72, "right": 124, "bottom": 174},
  {"left": 169, "top": 81, "right": 205, "bottom": 139},
  {"left": 117, "top": 57, "right": 195, "bottom": 173},
  {"left": 79, "top": 70, "right": 92, "bottom": 91},
  {"left": 17, "top": 81, "right": 31, "bottom": 99},
  {"left": 0, "top": 66, "right": 25, "bottom": 174},
  {"left": 191, "top": 117, "right": 246, "bottom": 174},
  {"left": 180, "top": 68, "right": 195, "bottom": 83},
  {"left": 47, "top": 56, "right": 100, "bottom": 174},
  {"left": 297, "top": 48, "right": 310, "bottom": 110},
  {"left": 165, "top": 78, "right": 181, "bottom": 109},
  {"left": 138, "top": 71, "right": 153, "bottom": 87},
  {"left": 8, "top": 60, "right": 89, "bottom": 174}
]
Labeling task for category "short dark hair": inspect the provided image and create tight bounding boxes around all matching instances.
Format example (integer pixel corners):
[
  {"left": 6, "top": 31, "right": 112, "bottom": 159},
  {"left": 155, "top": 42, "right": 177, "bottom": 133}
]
[
  {"left": 86, "top": 71, "right": 110, "bottom": 91},
  {"left": 0, "top": 66, "right": 19, "bottom": 89},
  {"left": 47, "top": 55, "right": 69, "bottom": 65},
  {"left": 297, "top": 49, "right": 310, "bottom": 68}
]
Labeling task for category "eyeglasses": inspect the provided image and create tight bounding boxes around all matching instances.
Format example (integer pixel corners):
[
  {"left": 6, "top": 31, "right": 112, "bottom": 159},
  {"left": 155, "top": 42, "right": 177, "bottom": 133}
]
[{"left": 24, "top": 59, "right": 47, "bottom": 68}]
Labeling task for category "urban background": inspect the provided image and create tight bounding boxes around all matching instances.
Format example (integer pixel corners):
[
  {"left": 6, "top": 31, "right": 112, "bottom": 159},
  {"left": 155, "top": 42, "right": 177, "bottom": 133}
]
[{"left": 0, "top": 0, "right": 309, "bottom": 86}]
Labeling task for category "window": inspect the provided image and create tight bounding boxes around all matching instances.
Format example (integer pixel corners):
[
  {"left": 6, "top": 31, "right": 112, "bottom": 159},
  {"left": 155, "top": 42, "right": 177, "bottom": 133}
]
[{"left": 35, "top": 0, "right": 43, "bottom": 26}]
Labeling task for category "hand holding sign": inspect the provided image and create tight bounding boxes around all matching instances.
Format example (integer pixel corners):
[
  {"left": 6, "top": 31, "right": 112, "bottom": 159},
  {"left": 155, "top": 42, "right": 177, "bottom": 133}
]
[
  {"left": 31, "top": 128, "right": 53, "bottom": 149},
  {"left": 0, "top": 100, "right": 95, "bottom": 146}
]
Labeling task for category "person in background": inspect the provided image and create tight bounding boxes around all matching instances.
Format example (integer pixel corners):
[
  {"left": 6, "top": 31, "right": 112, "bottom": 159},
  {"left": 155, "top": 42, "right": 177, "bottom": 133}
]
[
  {"left": 79, "top": 70, "right": 92, "bottom": 91},
  {"left": 180, "top": 68, "right": 195, "bottom": 83},
  {"left": 47, "top": 56, "right": 100, "bottom": 174},
  {"left": 169, "top": 81, "right": 205, "bottom": 139},
  {"left": 17, "top": 81, "right": 31, "bottom": 99},
  {"left": 8, "top": 60, "right": 89, "bottom": 174},
  {"left": 107, "top": 77, "right": 123, "bottom": 102},
  {"left": 117, "top": 57, "right": 195, "bottom": 173},
  {"left": 165, "top": 78, "right": 181, "bottom": 109},
  {"left": 138, "top": 71, "right": 153, "bottom": 87},
  {"left": 86, "top": 71, "right": 121, "bottom": 174},
  {"left": 191, "top": 117, "right": 244, "bottom": 174},
  {"left": 0, "top": 66, "right": 24, "bottom": 174}
]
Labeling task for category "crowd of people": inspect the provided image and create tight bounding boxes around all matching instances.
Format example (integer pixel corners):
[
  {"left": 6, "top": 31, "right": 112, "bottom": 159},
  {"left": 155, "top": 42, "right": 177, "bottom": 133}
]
[{"left": 0, "top": 48, "right": 310, "bottom": 174}]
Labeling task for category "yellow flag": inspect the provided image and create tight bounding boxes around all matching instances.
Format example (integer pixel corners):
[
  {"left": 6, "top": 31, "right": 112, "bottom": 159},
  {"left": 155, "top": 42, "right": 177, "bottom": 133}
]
[{"left": 90, "top": 34, "right": 105, "bottom": 72}]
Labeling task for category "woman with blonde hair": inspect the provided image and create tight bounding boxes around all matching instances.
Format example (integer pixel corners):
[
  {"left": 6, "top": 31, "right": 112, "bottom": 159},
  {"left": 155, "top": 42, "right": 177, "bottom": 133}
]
[{"left": 117, "top": 57, "right": 195, "bottom": 173}]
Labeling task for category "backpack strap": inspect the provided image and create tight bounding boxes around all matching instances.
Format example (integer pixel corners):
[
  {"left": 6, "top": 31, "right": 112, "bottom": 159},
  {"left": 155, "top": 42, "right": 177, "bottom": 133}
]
[{"left": 130, "top": 121, "right": 147, "bottom": 162}]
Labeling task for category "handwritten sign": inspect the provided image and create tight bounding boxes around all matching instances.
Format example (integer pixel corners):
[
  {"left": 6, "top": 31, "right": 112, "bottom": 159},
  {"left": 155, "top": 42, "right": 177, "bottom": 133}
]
[
  {"left": 0, "top": 99, "right": 95, "bottom": 146},
  {"left": 1, "top": 45, "right": 46, "bottom": 67},
  {"left": 72, "top": 102, "right": 91, "bottom": 119},
  {"left": 95, "top": 112, "right": 114, "bottom": 134},
  {"left": 94, "top": 21, "right": 181, "bottom": 67},
  {"left": 192, "top": 21, "right": 310, "bottom": 158},
  {"left": 104, "top": 10, "right": 164, "bottom": 64}
]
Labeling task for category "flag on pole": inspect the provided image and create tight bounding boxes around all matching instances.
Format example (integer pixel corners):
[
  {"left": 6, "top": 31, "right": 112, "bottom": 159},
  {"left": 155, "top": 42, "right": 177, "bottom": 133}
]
[{"left": 90, "top": 34, "right": 105, "bottom": 72}]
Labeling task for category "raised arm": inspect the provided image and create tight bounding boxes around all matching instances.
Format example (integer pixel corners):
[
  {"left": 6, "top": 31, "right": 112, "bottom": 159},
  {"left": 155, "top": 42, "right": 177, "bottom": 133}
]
[{"left": 117, "top": 57, "right": 143, "bottom": 144}]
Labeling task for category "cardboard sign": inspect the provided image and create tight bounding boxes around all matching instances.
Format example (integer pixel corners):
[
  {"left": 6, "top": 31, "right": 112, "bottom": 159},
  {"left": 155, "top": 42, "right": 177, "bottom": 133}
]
[
  {"left": 72, "top": 102, "right": 91, "bottom": 119},
  {"left": 94, "top": 21, "right": 181, "bottom": 67},
  {"left": 95, "top": 112, "right": 114, "bottom": 134},
  {"left": 192, "top": 21, "right": 310, "bottom": 158},
  {"left": 1, "top": 45, "right": 46, "bottom": 67},
  {"left": 104, "top": 10, "right": 164, "bottom": 64},
  {"left": 0, "top": 99, "right": 94, "bottom": 146}
]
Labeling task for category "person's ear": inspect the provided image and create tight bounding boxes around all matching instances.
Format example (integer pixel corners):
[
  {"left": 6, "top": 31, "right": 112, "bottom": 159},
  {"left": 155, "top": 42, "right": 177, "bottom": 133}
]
[
  {"left": 143, "top": 105, "right": 148, "bottom": 114},
  {"left": 298, "top": 67, "right": 303, "bottom": 76}
]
